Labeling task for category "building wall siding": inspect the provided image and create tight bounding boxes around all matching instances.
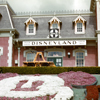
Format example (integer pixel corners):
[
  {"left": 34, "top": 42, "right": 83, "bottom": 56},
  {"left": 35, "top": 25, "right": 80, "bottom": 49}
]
[
  {"left": 85, "top": 46, "right": 97, "bottom": 66},
  {"left": 13, "top": 46, "right": 97, "bottom": 67},
  {"left": 0, "top": 37, "right": 9, "bottom": 66}
]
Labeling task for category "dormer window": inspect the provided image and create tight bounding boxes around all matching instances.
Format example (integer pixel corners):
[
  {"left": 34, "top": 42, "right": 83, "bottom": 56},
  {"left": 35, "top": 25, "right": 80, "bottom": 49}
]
[
  {"left": 73, "top": 15, "right": 86, "bottom": 34},
  {"left": 48, "top": 16, "right": 61, "bottom": 38},
  {"left": 29, "top": 24, "right": 34, "bottom": 33},
  {"left": 24, "top": 17, "right": 37, "bottom": 35},
  {"left": 77, "top": 23, "right": 82, "bottom": 32},
  {"left": 52, "top": 23, "right": 58, "bottom": 29}
]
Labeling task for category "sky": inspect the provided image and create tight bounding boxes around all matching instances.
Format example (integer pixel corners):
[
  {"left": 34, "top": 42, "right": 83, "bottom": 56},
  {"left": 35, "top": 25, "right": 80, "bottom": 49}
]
[{"left": 6, "top": 0, "right": 91, "bottom": 13}]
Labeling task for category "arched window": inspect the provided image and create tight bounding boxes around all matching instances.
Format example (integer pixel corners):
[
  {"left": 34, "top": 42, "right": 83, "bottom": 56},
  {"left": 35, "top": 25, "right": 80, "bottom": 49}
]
[
  {"left": 23, "top": 50, "right": 36, "bottom": 61},
  {"left": 48, "top": 51, "right": 62, "bottom": 57},
  {"left": 26, "top": 52, "right": 35, "bottom": 61}
]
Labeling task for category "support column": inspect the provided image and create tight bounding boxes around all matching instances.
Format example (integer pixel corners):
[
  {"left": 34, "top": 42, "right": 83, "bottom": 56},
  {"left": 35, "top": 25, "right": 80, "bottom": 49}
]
[
  {"left": 97, "top": 33, "right": 100, "bottom": 66},
  {"left": 96, "top": 0, "right": 100, "bottom": 30},
  {"left": 96, "top": 0, "right": 100, "bottom": 66},
  {"left": 7, "top": 32, "right": 13, "bottom": 67},
  {"left": 18, "top": 48, "right": 20, "bottom": 67}
]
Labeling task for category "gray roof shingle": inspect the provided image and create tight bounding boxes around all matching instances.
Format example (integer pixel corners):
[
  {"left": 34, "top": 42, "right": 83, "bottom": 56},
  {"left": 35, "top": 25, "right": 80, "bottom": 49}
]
[
  {"left": 0, "top": 6, "right": 12, "bottom": 29},
  {"left": 13, "top": 15, "right": 96, "bottom": 39}
]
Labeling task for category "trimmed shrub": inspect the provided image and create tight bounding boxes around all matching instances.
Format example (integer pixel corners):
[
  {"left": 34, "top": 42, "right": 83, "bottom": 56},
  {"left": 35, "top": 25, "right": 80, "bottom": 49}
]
[{"left": 0, "top": 66, "right": 100, "bottom": 74}]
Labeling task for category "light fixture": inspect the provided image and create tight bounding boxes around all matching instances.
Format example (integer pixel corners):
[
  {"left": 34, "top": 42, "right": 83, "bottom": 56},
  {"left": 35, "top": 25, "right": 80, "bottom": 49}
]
[{"left": 68, "top": 52, "right": 71, "bottom": 58}]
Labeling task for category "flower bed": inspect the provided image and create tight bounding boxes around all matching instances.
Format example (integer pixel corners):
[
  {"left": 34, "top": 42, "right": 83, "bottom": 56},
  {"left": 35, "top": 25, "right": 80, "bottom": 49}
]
[
  {"left": 58, "top": 71, "right": 97, "bottom": 88},
  {"left": 0, "top": 73, "right": 73, "bottom": 100}
]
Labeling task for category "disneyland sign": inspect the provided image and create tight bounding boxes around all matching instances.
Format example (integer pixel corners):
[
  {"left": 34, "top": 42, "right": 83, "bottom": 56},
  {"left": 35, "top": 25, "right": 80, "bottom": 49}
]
[{"left": 23, "top": 40, "right": 86, "bottom": 46}]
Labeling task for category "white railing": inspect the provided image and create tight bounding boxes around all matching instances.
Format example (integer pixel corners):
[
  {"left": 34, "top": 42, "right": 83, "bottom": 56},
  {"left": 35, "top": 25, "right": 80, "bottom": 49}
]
[{"left": 15, "top": 10, "right": 92, "bottom": 16}]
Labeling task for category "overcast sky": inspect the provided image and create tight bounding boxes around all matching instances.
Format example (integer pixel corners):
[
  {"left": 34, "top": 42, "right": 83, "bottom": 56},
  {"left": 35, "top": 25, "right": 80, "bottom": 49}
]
[{"left": 6, "top": 0, "right": 91, "bottom": 12}]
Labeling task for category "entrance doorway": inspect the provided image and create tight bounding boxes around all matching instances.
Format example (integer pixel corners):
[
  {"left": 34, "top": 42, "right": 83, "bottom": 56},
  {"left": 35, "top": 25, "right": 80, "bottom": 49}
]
[{"left": 48, "top": 57, "right": 62, "bottom": 67}]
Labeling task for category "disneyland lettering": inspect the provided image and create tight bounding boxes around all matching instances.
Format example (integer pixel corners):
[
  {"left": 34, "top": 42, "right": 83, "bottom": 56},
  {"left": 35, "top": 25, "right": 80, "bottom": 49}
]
[{"left": 23, "top": 40, "right": 86, "bottom": 46}]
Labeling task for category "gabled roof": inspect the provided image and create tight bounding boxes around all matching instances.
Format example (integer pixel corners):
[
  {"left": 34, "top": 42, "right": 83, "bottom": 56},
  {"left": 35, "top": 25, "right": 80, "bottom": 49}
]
[
  {"left": 24, "top": 17, "right": 37, "bottom": 24},
  {"left": 73, "top": 15, "right": 86, "bottom": 23},
  {"left": 48, "top": 16, "right": 61, "bottom": 23}
]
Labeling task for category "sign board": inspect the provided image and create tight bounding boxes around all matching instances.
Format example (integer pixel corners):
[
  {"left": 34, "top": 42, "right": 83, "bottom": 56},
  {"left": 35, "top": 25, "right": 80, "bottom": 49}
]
[{"left": 23, "top": 40, "right": 86, "bottom": 46}]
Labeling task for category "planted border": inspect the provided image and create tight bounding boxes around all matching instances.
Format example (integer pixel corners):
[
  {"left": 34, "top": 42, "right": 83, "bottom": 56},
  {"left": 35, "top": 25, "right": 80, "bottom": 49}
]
[{"left": 0, "top": 66, "right": 100, "bottom": 74}]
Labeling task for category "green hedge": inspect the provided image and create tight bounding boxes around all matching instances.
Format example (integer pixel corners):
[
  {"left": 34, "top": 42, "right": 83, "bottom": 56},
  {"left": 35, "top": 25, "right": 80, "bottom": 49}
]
[{"left": 0, "top": 66, "right": 100, "bottom": 74}]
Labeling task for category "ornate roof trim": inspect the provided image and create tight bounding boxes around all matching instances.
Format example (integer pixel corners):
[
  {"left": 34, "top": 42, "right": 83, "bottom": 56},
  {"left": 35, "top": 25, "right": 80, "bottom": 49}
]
[
  {"left": 48, "top": 16, "right": 61, "bottom": 23},
  {"left": 24, "top": 17, "right": 37, "bottom": 24},
  {"left": 73, "top": 15, "right": 86, "bottom": 23}
]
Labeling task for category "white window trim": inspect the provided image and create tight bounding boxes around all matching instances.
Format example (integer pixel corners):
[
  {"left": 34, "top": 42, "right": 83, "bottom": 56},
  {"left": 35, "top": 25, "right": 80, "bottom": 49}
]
[
  {"left": 0, "top": 47, "right": 3, "bottom": 56},
  {"left": 48, "top": 51, "right": 63, "bottom": 57},
  {"left": 75, "top": 22, "right": 85, "bottom": 34},
  {"left": 25, "top": 17, "right": 37, "bottom": 35},
  {"left": 75, "top": 51, "right": 85, "bottom": 67},
  {"left": 50, "top": 22, "right": 60, "bottom": 29},
  {"left": 44, "top": 48, "right": 65, "bottom": 57},
  {"left": 23, "top": 50, "right": 36, "bottom": 58},
  {"left": 26, "top": 51, "right": 36, "bottom": 62},
  {"left": 73, "top": 49, "right": 87, "bottom": 57},
  {"left": 49, "top": 16, "right": 61, "bottom": 31},
  {"left": 26, "top": 23, "right": 36, "bottom": 35},
  {"left": 73, "top": 15, "right": 86, "bottom": 34},
  {"left": 73, "top": 49, "right": 87, "bottom": 67}
]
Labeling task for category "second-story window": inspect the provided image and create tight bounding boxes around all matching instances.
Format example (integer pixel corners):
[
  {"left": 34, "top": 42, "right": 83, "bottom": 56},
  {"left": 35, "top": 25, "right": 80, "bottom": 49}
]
[
  {"left": 25, "top": 17, "right": 37, "bottom": 35},
  {"left": 77, "top": 23, "right": 82, "bottom": 32},
  {"left": 52, "top": 23, "right": 58, "bottom": 29},
  {"left": 73, "top": 15, "right": 86, "bottom": 34},
  {"left": 29, "top": 24, "right": 34, "bottom": 33}
]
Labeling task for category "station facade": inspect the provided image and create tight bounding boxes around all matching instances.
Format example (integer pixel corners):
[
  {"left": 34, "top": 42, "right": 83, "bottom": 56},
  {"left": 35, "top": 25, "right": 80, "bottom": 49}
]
[{"left": 0, "top": 0, "right": 100, "bottom": 67}]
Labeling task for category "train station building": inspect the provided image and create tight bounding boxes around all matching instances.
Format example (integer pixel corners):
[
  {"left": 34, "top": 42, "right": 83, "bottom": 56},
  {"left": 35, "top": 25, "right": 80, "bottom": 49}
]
[{"left": 0, "top": 0, "right": 100, "bottom": 67}]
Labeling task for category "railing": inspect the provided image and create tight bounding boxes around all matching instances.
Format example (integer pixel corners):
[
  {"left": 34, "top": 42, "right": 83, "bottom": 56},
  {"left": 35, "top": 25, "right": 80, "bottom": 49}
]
[
  {"left": 0, "top": 0, "right": 7, "bottom": 4},
  {"left": 15, "top": 10, "right": 92, "bottom": 16}
]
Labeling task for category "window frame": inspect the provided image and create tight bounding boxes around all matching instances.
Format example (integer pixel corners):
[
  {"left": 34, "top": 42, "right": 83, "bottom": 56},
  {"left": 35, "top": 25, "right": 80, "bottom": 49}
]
[
  {"left": 51, "top": 22, "right": 58, "bottom": 29},
  {"left": 48, "top": 51, "right": 63, "bottom": 57},
  {"left": 75, "top": 51, "right": 85, "bottom": 67},
  {"left": 28, "top": 24, "right": 34, "bottom": 33},
  {"left": 26, "top": 51, "right": 36, "bottom": 62},
  {"left": 75, "top": 21, "right": 85, "bottom": 34},
  {"left": 73, "top": 15, "right": 86, "bottom": 34},
  {"left": 25, "top": 17, "right": 37, "bottom": 35},
  {"left": 77, "top": 23, "right": 82, "bottom": 32},
  {"left": 26, "top": 23, "right": 36, "bottom": 35}
]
